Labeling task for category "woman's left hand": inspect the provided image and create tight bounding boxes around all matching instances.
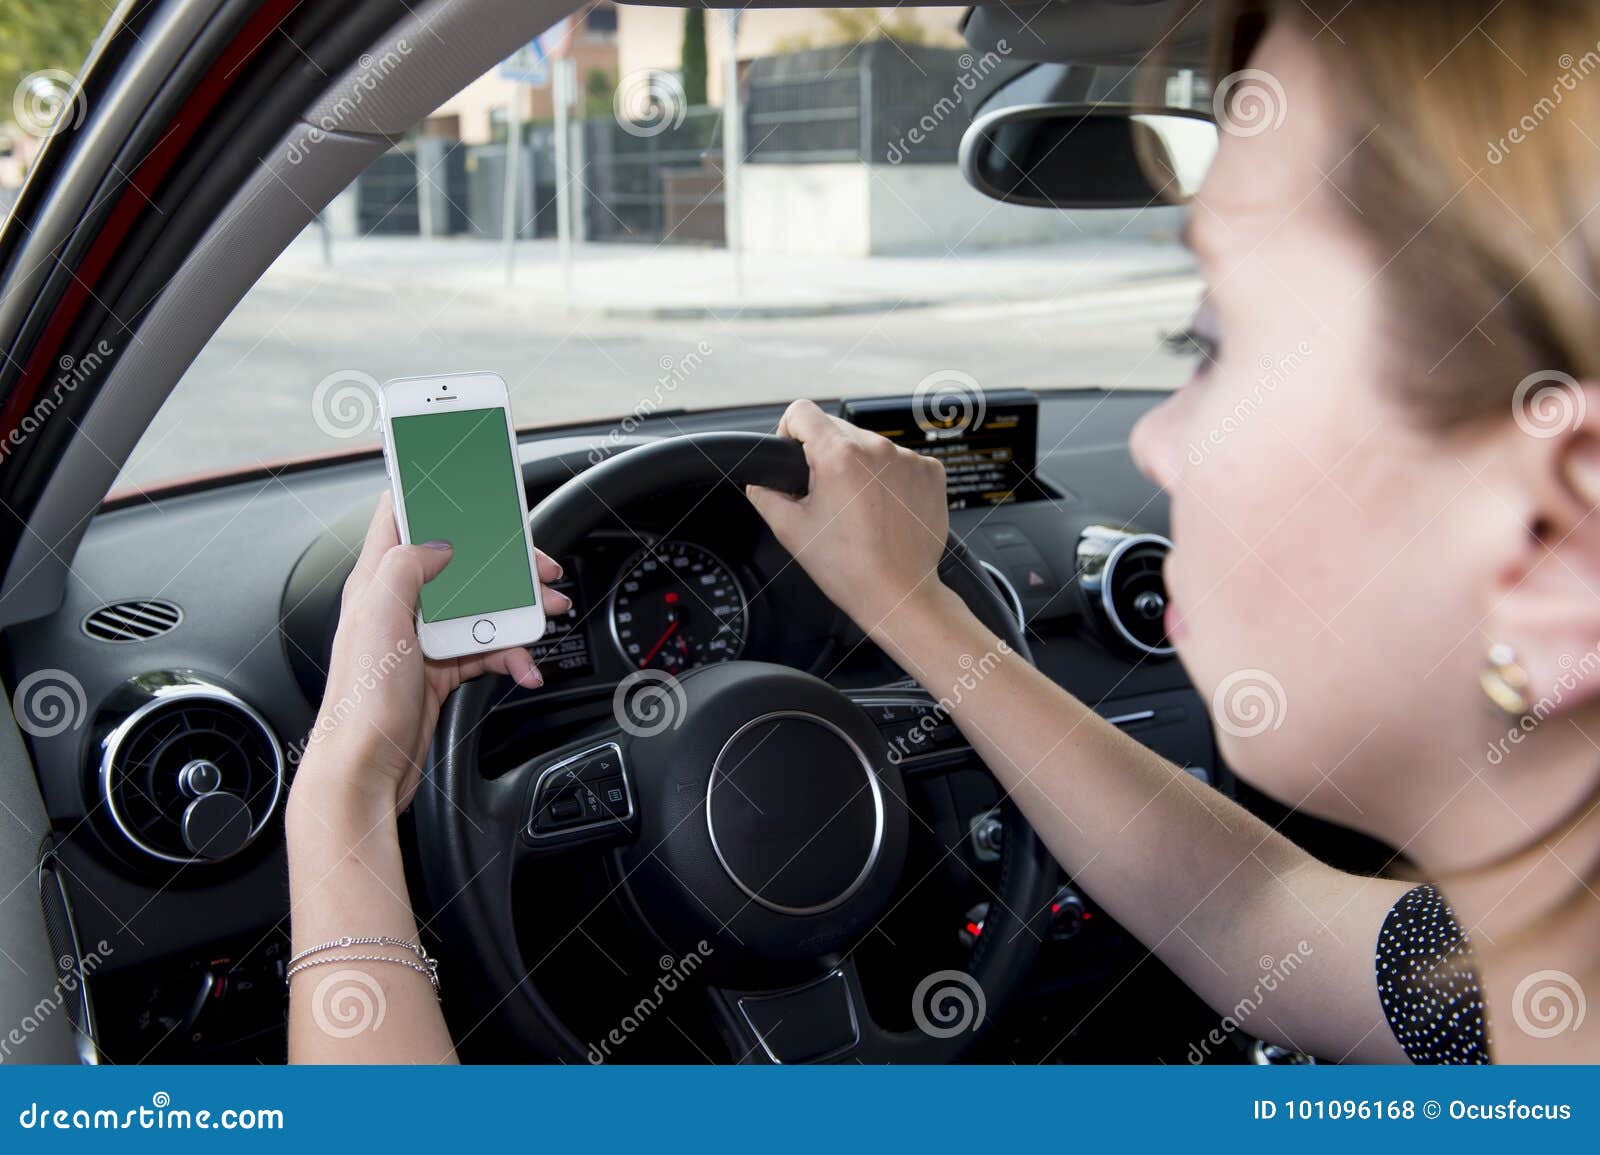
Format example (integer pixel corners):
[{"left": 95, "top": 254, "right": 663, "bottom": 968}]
[{"left": 289, "top": 492, "right": 570, "bottom": 817}]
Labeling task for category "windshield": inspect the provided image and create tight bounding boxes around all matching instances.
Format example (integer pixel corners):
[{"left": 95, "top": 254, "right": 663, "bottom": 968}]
[{"left": 100, "top": 5, "right": 1198, "bottom": 492}]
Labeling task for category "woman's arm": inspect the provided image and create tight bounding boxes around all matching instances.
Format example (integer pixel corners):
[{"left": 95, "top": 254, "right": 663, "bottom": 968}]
[
  {"left": 285, "top": 776, "right": 454, "bottom": 1063},
  {"left": 284, "top": 494, "right": 567, "bottom": 1063},
  {"left": 748, "top": 401, "right": 1409, "bottom": 1063}
]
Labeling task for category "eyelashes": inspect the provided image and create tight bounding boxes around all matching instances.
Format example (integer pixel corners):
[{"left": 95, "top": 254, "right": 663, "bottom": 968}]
[{"left": 1161, "top": 325, "right": 1220, "bottom": 367}]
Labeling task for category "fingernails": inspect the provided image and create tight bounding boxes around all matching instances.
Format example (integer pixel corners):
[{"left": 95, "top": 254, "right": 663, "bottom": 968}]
[
  {"left": 528, "top": 666, "right": 544, "bottom": 689},
  {"left": 1565, "top": 442, "right": 1600, "bottom": 507},
  {"left": 546, "top": 590, "right": 573, "bottom": 613},
  {"left": 551, "top": 559, "right": 565, "bottom": 579},
  {"left": 421, "top": 540, "right": 452, "bottom": 551}
]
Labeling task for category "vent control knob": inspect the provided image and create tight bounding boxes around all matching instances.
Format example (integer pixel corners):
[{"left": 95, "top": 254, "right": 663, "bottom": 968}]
[
  {"left": 178, "top": 758, "right": 223, "bottom": 798},
  {"left": 181, "top": 792, "right": 253, "bottom": 860}
]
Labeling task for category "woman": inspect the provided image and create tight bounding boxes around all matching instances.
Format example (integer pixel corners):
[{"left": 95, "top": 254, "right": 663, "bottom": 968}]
[{"left": 287, "top": 0, "right": 1600, "bottom": 1063}]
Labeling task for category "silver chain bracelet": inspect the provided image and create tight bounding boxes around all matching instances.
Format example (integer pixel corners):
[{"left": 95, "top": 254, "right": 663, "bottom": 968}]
[
  {"left": 285, "top": 952, "right": 441, "bottom": 996},
  {"left": 288, "top": 935, "right": 429, "bottom": 968}
]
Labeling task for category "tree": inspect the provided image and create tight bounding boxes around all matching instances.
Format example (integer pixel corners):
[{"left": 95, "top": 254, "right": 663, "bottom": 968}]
[
  {"left": 0, "top": 0, "right": 108, "bottom": 134},
  {"left": 680, "top": 8, "right": 707, "bottom": 107},
  {"left": 583, "top": 68, "right": 613, "bottom": 121}
]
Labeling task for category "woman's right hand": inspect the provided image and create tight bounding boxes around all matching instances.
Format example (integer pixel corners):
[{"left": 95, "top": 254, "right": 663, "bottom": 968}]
[{"left": 746, "top": 399, "right": 953, "bottom": 635}]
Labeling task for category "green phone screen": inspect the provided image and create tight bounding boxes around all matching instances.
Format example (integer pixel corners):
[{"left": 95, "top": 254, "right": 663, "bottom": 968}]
[{"left": 391, "top": 405, "right": 536, "bottom": 623}]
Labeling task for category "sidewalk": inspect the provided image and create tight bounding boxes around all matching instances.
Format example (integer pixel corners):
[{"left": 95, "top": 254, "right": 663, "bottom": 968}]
[{"left": 269, "top": 232, "right": 1197, "bottom": 321}]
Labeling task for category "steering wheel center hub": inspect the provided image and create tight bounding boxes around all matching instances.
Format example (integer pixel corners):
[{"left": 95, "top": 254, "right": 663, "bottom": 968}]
[
  {"left": 618, "top": 662, "right": 909, "bottom": 967},
  {"left": 707, "top": 712, "right": 885, "bottom": 916}
]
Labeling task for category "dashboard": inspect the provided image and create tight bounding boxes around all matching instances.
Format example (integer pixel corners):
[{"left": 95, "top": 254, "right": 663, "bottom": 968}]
[{"left": 4, "top": 388, "right": 1261, "bottom": 1062}]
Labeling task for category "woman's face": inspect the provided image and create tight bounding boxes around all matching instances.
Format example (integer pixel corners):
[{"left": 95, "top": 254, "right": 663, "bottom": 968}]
[{"left": 1129, "top": 25, "right": 1533, "bottom": 852}]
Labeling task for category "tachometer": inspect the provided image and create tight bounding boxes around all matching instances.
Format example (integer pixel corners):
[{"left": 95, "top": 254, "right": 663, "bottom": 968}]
[{"left": 609, "top": 541, "right": 749, "bottom": 673}]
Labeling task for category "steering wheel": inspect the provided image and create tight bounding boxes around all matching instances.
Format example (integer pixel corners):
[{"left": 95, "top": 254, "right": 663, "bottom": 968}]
[{"left": 414, "top": 432, "right": 1056, "bottom": 1062}]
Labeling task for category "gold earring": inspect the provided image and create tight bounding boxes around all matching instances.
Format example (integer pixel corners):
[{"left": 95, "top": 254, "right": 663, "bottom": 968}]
[{"left": 1480, "top": 642, "right": 1531, "bottom": 717}]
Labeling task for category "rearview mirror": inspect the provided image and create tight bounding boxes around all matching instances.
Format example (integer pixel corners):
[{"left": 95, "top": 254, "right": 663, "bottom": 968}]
[{"left": 959, "top": 104, "right": 1218, "bottom": 209}]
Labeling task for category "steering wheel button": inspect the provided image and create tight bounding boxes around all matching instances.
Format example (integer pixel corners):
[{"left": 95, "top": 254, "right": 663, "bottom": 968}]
[
  {"left": 575, "top": 752, "right": 621, "bottom": 781},
  {"left": 592, "top": 777, "right": 627, "bottom": 816},
  {"left": 547, "top": 795, "right": 583, "bottom": 823}
]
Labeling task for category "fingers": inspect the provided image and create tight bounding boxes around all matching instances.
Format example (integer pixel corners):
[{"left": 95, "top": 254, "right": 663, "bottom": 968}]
[
  {"left": 370, "top": 541, "right": 454, "bottom": 616},
  {"left": 490, "top": 645, "right": 543, "bottom": 689},
  {"left": 748, "top": 479, "right": 800, "bottom": 518},
  {"left": 534, "top": 548, "right": 564, "bottom": 584},
  {"left": 777, "top": 398, "right": 838, "bottom": 443},
  {"left": 346, "top": 492, "right": 401, "bottom": 603},
  {"left": 541, "top": 582, "right": 572, "bottom": 615},
  {"left": 455, "top": 645, "right": 543, "bottom": 690}
]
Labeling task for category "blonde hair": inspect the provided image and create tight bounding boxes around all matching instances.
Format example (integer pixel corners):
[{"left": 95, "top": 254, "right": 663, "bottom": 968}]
[{"left": 1208, "top": 0, "right": 1600, "bottom": 428}]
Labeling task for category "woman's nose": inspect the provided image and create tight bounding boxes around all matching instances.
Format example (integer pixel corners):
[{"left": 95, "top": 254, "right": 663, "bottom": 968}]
[{"left": 1129, "top": 399, "right": 1181, "bottom": 493}]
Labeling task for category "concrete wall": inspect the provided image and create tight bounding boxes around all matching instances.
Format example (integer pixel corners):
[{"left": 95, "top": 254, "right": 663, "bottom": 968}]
[
  {"left": 741, "top": 163, "right": 870, "bottom": 256},
  {"left": 740, "top": 161, "right": 1183, "bottom": 257}
]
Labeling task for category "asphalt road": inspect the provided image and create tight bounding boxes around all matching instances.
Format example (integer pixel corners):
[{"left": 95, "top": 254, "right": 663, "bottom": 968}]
[{"left": 116, "top": 259, "right": 1199, "bottom": 491}]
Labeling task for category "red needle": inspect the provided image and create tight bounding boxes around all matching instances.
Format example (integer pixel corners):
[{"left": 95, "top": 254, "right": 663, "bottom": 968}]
[{"left": 638, "top": 619, "right": 680, "bottom": 668}]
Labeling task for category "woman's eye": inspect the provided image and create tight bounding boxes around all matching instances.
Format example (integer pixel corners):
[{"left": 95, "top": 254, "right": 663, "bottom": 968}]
[{"left": 1161, "top": 326, "right": 1221, "bottom": 369}]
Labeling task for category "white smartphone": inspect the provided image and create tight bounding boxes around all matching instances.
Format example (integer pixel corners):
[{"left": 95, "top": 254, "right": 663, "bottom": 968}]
[{"left": 378, "top": 371, "right": 545, "bottom": 660}]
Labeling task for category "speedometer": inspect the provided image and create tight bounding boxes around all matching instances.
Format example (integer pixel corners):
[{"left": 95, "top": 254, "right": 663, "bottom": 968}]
[{"left": 609, "top": 541, "right": 749, "bottom": 673}]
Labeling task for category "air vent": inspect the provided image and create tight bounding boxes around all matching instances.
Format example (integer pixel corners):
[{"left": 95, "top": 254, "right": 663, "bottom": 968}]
[
  {"left": 82, "top": 599, "right": 182, "bottom": 643},
  {"left": 99, "top": 684, "right": 283, "bottom": 865},
  {"left": 1078, "top": 527, "right": 1175, "bottom": 657}
]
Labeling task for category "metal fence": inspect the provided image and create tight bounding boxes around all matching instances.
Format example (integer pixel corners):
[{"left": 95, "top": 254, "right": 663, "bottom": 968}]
[
  {"left": 745, "top": 40, "right": 1024, "bottom": 165},
  {"left": 350, "top": 39, "right": 1021, "bottom": 243},
  {"left": 581, "top": 106, "right": 724, "bottom": 244}
]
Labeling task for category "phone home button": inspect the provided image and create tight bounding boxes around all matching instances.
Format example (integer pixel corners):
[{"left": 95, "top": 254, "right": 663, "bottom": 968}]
[{"left": 471, "top": 619, "right": 496, "bottom": 645}]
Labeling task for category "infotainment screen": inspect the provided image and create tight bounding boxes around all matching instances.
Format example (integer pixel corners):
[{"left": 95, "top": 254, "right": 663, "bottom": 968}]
[{"left": 840, "top": 388, "right": 1044, "bottom": 509}]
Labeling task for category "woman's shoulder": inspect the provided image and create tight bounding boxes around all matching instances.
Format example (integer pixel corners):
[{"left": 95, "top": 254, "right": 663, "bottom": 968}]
[{"left": 1375, "top": 884, "right": 1492, "bottom": 1065}]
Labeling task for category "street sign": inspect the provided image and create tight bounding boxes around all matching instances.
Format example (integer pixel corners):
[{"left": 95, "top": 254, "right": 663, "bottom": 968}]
[
  {"left": 498, "top": 18, "right": 572, "bottom": 88},
  {"left": 499, "top": 40, "right": 549, "bottom": 87}
]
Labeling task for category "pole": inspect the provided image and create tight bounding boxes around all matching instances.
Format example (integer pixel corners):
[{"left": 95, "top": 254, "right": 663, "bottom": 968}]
[
  {"left": 721, "top": 10, "right": 743, "bottom": 301},
  {"left": 503, "top": 89, "right": 523, "bottom": 285},
  {"left": 554, "top": 58, "right": 576, "bottom": 309}
]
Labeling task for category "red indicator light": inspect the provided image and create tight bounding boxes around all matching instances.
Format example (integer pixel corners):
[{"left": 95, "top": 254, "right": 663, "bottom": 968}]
[
  {"left": 965, "top": 921, "right": 983, "bottom": 938},
  {"left": 664, "top": 591, "right": 679, "bottom": 604},
  {"left": 1050, "top": 903, "right": 1060, "bottom": 914}
]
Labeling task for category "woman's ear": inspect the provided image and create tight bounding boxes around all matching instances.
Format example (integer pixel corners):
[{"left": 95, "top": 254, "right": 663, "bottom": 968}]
[{"left": 1481, "top": 380, "right": 1600, "bottom": 717}]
